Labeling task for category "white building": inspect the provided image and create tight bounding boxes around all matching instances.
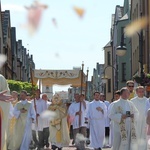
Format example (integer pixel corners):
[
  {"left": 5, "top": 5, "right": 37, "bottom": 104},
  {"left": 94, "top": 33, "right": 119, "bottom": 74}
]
[
  {"left": 42, "top": 85, "right": 53, "bottom": 100},
  {"left": 55, "top": 91, "right": 68, "bottom": 103}
]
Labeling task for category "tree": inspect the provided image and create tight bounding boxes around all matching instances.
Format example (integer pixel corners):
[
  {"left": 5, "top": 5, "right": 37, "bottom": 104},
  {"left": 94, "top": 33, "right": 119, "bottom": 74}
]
[{"left": 7, "top": 80, "right": 37, "bottom": 94}]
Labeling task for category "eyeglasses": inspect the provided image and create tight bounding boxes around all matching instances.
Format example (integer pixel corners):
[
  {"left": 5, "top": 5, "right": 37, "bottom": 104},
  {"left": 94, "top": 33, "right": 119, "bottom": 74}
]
[{"left": 128, "top": 85, "right": 134, "bottom": 87}]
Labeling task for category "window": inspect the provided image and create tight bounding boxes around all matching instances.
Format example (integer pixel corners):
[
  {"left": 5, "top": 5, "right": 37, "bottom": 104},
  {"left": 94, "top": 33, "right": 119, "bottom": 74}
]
[
  {"left": 108, "top": 79, "right": 111, "bottom": 93},
  {"left": 122, "top": 63, "right": 126, "bottom": 81},
  {"left": 121, "top": 27, "right": 126, "bottom": 45},
  {"left": 46, "top": 86, "right": 49, "bottom": 90},
  {"left": 107, "top": 51, "right": 111, "bottom": 65}
]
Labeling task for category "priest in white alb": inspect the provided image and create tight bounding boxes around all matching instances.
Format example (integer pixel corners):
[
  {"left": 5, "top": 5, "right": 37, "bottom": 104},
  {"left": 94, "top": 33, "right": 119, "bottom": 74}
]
[
  {"left": 86, "top": 92, "right": 107, "bottom": 150},
  {"left": 13, "top": 90, "right": 36, "bottom": 150},
  {"left": 109, "top": 87, "right": 138, "bottom": 150},
  {"left": 131, "top": 86, "right": 147, "bottom": 150}
]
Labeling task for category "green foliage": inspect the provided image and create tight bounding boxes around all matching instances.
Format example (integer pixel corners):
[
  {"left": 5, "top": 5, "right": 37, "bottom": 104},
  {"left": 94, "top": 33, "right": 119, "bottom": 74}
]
[{"left": 7, "top": 80, "right": 37, "bottom": 94}]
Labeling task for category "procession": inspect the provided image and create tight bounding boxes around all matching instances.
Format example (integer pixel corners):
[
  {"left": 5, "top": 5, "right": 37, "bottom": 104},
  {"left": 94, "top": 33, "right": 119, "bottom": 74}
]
[
  {"left": 0, "top": 72, "right": 150, "bottom": 150},
  {"left": 1, "top": 0, "right": 150, "bottom": 149}
]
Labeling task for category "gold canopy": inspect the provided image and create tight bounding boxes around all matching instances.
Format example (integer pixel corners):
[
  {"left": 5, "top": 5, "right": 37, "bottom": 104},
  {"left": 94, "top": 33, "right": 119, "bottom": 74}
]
[{"left": 31, "top": 69, "right": 86, "bottom": 87}]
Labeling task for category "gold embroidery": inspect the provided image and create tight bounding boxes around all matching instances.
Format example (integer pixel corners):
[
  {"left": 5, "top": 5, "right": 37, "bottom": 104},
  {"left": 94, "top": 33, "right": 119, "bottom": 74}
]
[{"left": 117, "top": 105, "right": 136, "bottom": 143}]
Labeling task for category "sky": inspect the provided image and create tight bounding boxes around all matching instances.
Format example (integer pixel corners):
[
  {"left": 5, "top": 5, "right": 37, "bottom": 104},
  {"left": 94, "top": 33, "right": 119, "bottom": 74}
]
[{"left": 1, "top": 0, "right": 124, "bottom": 92}]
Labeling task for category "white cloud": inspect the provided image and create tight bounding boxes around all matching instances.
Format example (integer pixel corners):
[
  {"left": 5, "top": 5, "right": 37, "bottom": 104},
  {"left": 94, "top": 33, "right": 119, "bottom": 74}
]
[{"left": 1, "top": 4, "right": 25, "bottom": 12}]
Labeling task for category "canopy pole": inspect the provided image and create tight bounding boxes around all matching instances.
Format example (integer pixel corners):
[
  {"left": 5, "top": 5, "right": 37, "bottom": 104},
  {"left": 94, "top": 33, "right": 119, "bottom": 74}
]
[
  {"left": 85, "top": 67, "right": 89, "bottom": 100},
  {"left": 79, "top": 62, "right": 84, "bottom": 127}
]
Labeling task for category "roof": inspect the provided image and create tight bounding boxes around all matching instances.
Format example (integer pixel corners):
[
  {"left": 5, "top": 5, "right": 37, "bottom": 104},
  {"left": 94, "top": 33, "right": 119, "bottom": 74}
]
[
  {"left": 104, "top": 41, "right": 112, "bottom": 48},
  {"left": 119, "top": 13, "right": 128, "bottom": 21}
]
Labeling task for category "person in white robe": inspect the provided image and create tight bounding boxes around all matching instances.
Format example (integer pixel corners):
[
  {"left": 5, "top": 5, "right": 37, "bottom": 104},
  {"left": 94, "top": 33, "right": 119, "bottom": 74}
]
[
  {"left": 31, "top": 89, "right": 48, "bottom": 149},
  {"left": 42, "top": 93, "right": 51, "bottom": 148},
  {"left": 100, "top": 93, "right": 110, "bottom": 147},
  {"left": 109, "top": 87, "right": 139, "bottom": 150},
  {"left": 13, "top": 90, "right": 36, "bottom": 150},
  {"left": 108, "top": 90, "right": 120, "bottom": 147},
  {"left": 131, "top": 86, "right": 147, "bottom": 150},
  {"left": 68, "top": 93, "right": 87, "bottom": 150},
  {"left": 86, "top": 92, "right": 107, "bottom": 150},
  {"left": 146, "top": 98, "right": 150, "bottom": 114}
]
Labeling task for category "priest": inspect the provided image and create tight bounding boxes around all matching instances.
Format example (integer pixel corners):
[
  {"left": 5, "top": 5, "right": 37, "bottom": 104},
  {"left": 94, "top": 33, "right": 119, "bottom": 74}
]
[
  {"left": 0, "top": 74, "right": 11, "bottom": 150},
  {"left": 86, "top": 92, "right": 107, "bottom": 150},
  {"left": 7, "top": 91, "right": 19, "bottom": 150},
  {"left": 109, "top": 87, "right": 138, "bottom": 150},
  {"left": 13, "top": 90, "right": 36, "bottom": 150},
  {"left": 49, "top": 94, "right": 70, "bottom": 150},
  {"left": 131, "top": 86, "right": 147, "bottom": 150}
]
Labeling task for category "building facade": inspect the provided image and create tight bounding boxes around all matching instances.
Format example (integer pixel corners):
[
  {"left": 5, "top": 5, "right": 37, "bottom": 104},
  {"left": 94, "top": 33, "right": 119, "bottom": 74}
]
[
  {"left": 1, "top": 10, "right": 12, "bottom": 79},
  {"left": 117, "top": 0, "right": 132, "bottom": 88},
  {"left": 131, "top": 0, "right": 149, "bottom": 76},
  {"left": 103, "top": 41, "right": 114, "bottom": 102},
  {"left": 0, "top": 3, "right": 35, "bottom": 82}
]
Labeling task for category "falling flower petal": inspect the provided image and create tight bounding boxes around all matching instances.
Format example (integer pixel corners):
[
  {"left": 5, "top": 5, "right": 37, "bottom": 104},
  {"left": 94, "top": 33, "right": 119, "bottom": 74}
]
[
  {"left": 52, "top": 18, "right": 57, "bottom": 27},
  {"left": 0, "top": 54, "right": 7, "bottom": 68},
  {"left": 75, "top": 133, "right": 87, "bottom": 143},
  {"left": 73, "top": 6, "right": 85, "bottom": 18},
  {"left": 24, "top": 0, "right": 48, "bottom": 35},
  {"left": 54, "top": 52, "right": 60, "bottom": 58},
  {"left": 41, "top": 110, "right": 56, "bottom": 120},
  {"left": 125, "top": 17, "right": 149, "bottom": 36}
]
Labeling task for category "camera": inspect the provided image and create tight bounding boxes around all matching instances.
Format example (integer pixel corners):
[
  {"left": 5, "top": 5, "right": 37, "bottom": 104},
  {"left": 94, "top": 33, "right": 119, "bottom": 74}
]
[{"left": 126, "top": 111, "right": 131, "bottom": 117}]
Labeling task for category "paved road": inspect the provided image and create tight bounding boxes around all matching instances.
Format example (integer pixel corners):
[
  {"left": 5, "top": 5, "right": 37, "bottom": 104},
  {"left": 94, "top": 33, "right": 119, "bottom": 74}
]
[
  {"left": 62, "top": 147, "right": 111, "bottom": 150},
  {"left": 62, "top": 148, "right": 111, "bottom": 150},
  {"left": 34, "top": 146, "right": 111, "bottom": 150}
]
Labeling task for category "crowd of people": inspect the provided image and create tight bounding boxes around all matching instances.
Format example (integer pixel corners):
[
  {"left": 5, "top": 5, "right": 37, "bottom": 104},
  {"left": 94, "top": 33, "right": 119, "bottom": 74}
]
[{"left": 1, "top": 73, "right": 150, "bottom": 150}]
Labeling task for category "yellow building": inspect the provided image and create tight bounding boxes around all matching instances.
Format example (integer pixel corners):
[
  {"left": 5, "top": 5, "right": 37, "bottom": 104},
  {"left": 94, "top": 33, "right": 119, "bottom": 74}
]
[{"left": 103, "top": 41, "right": 114, "bottom": 102}]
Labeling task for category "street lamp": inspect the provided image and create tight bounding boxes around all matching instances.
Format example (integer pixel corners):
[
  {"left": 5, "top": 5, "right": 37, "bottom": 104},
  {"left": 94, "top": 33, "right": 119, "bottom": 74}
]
[
  {"left": 102, "top": 65, "right": 116, "bottom": 83},
  {"left": 116, "top": 33, "right": 127, "bottom": 56},
  {"left": 101, "top": 76, "right": 108, "bottom": 84},
  {"left": 116, "top": 30, "right": 144, "bottom": 77},
  {"left": 102, "top": 65, "right": 117, "bottom": 100}
]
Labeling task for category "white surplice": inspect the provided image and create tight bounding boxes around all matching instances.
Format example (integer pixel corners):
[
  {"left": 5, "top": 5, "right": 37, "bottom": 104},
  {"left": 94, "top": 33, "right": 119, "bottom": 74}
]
[
  {"left": 31, "top": 98, "right": 47, "bottom": 131},
  {"left": 86, "top": 100, "right": 107, "bottom": 149},
  {"left": 42, "top": 100, "right": 51, "bottom": 128},
  {"left": 103, "top": 100, "right": 110, "bottom": 127},
  {"left": 131, "top": 96, "right": 147, "bottom": 150},
  {"left": 68, "top": 101, "right": 87, "bottom": 129},
  {"left": 13, "top": 100, "right": 36, "bottom": 150},
  {"left": 109, "top": 98, "right": 138, "bottom": 150},
  {"left": 146, "top": 99, "right": 150, "bottom": 114}
]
